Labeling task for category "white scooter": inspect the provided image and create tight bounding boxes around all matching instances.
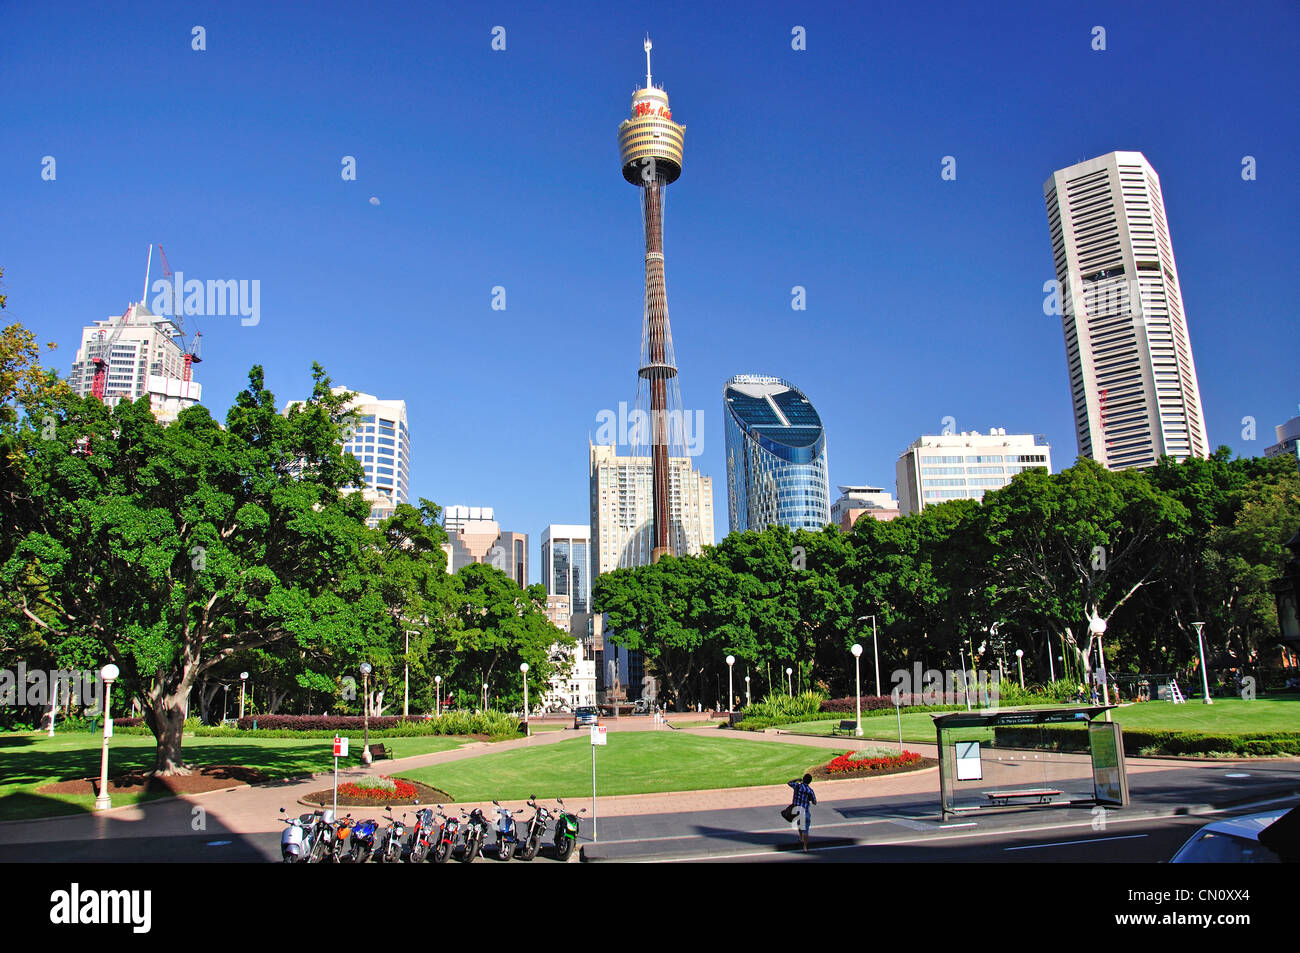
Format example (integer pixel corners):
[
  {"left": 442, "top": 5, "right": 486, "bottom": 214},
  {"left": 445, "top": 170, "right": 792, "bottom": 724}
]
[{"left": 279, "top": 807, "right": 330, "bottom": 863}]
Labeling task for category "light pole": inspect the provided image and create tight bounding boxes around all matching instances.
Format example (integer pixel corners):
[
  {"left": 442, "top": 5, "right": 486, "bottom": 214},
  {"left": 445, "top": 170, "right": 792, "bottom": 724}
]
[
  {"left": 785, "top": 666, "right": 793, "bottom": 696},
  {"left": 744, "top": 675, "right": 751, "bottom": 708},
  {"left": 434, "top": 675, "right": 442, "bottom": 716},
  {"left": 1191, "top": 622, "right": 1213, "bottom": 705},
  {"left": 520, "top": 663, "right": 530, "bottom": 735},
  {"left": 483, "top": 683, "right": 488, "bottom": 711},
  {"left": 957, "top": 643, "right": 972, "bottom": 711},
  {"left": 1088, "top": 615, "right": 1110, "bottom": 707},
  {"left": 850, "top": 643, "right": 864, "bottom": 737},
  {"left": 94, "top": 663, "right": 119, "bottom": 811},
  {"left": 360, "top": 661, "right": 372, "bottom": 764},
  {"left": 1015, "top": 648, "right": 1024, "bottom": 689},
  {"left": 857, "top": 615, "right": 880, "bottom": 697},
  {"left": 222, "top": 683, "right": 229, "bottom": 723},
  {"left": 239, "top": 671, "right": 248, "bottom": 719},
  {"left": 726, "top": 656, "right": 735, "bottom": 713},
  {"left": 1039, "top": 630, "right": 1054, "bottom": 683}
]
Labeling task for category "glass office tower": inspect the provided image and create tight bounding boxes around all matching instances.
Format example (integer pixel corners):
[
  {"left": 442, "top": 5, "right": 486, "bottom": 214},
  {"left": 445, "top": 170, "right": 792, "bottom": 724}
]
[{"left": 723, "top": 375, "right": 831, "bottom": 533}]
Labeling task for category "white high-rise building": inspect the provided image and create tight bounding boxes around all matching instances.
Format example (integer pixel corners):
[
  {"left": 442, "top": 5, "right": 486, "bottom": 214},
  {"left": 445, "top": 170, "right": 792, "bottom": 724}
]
[
  {"left": 896, "top": 429, "right": 1052, "bottom": 515},
  {"left": 589, "top": 442, "right": 714, "bottom": 575},
  {"left": 542, "top": 525, "right": 592, "bottom": 642},
  {"left": 68, "top": 301, "right": 201, "bottom": 422},
  {"left": 1044, "top": 151, "right": 1210, "bottom": 470},
  {"left": 284, "top": 387, "right": 410, "bottom": 528}
]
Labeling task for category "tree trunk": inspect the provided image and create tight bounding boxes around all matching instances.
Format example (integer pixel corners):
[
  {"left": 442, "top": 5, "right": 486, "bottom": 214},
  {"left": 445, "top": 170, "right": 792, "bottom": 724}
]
[{"left": 148, "top": 698, "right": 190, "bottom": 776}]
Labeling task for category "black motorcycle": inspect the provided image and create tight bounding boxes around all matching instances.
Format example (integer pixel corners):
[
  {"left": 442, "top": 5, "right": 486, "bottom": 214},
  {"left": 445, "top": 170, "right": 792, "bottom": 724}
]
[
  {"left": 517, "top": 796, "right": 551, "bottom": 861},
  {"left": 460, "top": 808, "right": 490, "bottom": 863},
  {"left": 552, "top": 798, "right": 587, "bottom": 862}
]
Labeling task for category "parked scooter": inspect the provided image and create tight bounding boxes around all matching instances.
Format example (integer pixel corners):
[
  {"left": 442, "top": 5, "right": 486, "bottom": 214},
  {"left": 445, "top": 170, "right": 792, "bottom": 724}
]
[
  {"left": 349, "top": 816, "right": 380, "bottom": 863},
  {"left": 432, "top": 805, "right": 459, "bottom": 864},
  {"left": 406, "top": 805, "right": 439, "bottom": 864},
  {"left": 492, "top": 800, "right": 520, "bottom": 861},
  {"left": 516, "top": 796, "right": 551, "bottom": 861},
  {"left": 552, "top": 798, "right": 587, "bottom": 862},
  {"left": 375, "top": 807, "right": 408, "bottom": 864},
  {"left": 279, "top": 807, "right": 328, "bottom": 863},
  {"left": 460, "top": 808, "right": 490, "bottom": 863}
]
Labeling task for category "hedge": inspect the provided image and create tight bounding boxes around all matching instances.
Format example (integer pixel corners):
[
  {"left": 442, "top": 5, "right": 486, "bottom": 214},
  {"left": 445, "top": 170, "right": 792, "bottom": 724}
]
[{"left": 994, "top": 726, "right": 1300, "bottom": 758}]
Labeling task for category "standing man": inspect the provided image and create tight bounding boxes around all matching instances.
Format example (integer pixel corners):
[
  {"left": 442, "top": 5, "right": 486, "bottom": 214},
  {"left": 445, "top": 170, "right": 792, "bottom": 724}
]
[{"left": 787, "top": 773, "right": 817, "bottom": 852}]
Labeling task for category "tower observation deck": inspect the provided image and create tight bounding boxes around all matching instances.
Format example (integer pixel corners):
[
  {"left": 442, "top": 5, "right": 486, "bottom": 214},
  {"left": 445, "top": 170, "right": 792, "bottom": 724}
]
[{"left": 619, "top": 37, "right": 687, "bottom": 563}]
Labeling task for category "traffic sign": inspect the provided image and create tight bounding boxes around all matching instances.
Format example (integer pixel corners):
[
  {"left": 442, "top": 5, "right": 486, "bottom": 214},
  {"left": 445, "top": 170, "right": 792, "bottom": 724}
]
[
  {"left": 590, "top": 726, "right": 606, "bottom": 746},
  {"left": 333, "top": 736, "right": 349, "bottom": 757}
]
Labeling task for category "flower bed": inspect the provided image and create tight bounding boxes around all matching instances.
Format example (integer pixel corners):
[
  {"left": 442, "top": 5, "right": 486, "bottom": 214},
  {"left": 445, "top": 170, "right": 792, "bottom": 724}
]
[
  {"left": 336, "top": 775, "right": 417, "bottom": 803},
  {"left": 825, "top": 749, "right": 924, "bottom": 775}
]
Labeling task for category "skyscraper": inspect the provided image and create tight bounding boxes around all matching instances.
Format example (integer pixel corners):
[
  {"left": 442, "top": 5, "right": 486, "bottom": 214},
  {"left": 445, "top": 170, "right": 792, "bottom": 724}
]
[
  {"left": 541, "top": 525, "right": 591, "bottom": 614},
  {"left": 589, "top": 443, "right": 714, "bottom": 575},
  {"left": 283, "top": 387, "right": 410, "bottom": 528},
  {"left": 723, "top": 375, "right": 831, "bottom": 533},
  {"left": 895, "top": 429, "right": 1052, "bottom": 515},
  {"left": 619, "top": 36, "right": 688, "bottom": 563},
  {"left": 441, "top": 505, "right": 528, "bottom": 585},
  {"left": 1044, "top": 151, "right": 1210, "bottom": 470}
]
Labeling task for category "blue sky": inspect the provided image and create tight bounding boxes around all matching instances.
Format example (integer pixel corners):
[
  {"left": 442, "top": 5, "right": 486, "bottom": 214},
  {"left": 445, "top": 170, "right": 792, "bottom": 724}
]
[{"left": 5, "top": 0, "right": 1298, "bottom": 584}]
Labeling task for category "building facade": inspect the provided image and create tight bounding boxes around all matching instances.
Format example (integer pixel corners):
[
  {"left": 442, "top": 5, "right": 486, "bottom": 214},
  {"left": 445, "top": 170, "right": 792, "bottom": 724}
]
[
  {"left": 896, "top": 429, "right": 1052, "bottom": 515},
  {"left": 68, "top": 301, "right": 201, "bottom": 423},
  {"left": 441, "top": 505, "right": 529, "bottom": 584},
  {"left": 830, "top": 484, "right": 901, "bottom": 531},
  {"left": 723, "top": 375, "right": 831, "bottom": 533},
  {"left": 1265, "top": 412, "right": 1300, "bottom": 475},
  {"left": 541, "top": 524, "right": 592, "bottom": 643},
  {"left": 1044, "top": 151, "right": 1210, "bottom": 470}
]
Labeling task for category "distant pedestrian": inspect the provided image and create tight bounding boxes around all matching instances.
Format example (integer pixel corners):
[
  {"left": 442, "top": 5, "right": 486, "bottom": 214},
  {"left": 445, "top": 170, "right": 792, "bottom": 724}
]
[{"left": 787, "top": 774, "right": 817, "bottom": 851}]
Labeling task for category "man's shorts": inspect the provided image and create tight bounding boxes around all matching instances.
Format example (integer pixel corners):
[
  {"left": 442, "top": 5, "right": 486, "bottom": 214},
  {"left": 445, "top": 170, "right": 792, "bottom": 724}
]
[{"left": 792, "top": 806, "right": 811, "bottom": 833}]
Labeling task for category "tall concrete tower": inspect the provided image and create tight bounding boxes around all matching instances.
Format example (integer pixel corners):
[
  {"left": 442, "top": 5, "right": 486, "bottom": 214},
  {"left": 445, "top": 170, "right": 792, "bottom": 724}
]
[
  {"left": 1044, "top": 151, "right": 1209, "bottom": 469},
  {"left": 619, "top": 37, "right": 687, "bottom": 562}
]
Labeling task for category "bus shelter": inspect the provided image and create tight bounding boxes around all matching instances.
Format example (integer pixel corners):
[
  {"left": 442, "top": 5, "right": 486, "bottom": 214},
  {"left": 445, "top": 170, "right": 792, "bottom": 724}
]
[{"left": 934, "top": 706, "right": 1129, "bottom": 819}]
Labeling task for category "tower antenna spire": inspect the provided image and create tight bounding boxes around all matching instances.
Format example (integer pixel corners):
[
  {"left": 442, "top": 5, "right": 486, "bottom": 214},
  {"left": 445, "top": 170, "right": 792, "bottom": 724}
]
[{"left": 644, "top": 35, "right": 652, "bottom": 88}]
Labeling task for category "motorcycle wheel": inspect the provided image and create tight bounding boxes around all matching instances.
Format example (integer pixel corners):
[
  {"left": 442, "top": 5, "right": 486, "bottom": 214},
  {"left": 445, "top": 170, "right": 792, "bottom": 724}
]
[
  {"left": 308, "top": 837, "right": 326, "bottom": 864},
  {"left": 433, "top": 841, "right": 451, "bottom": 864},
  {"left": 463, "top": 837, "right": 480, "bottom": 863},
  {"left": 409, "top": 843, "right": 428, "bottom": 864},
  {"left": 499, "top": 840, "right": 514, "bottom": 862},
  {"left": 518, "top": 838, "right": 537, "bottom": 861},
  {"left": 555, "top": 836, "right": 574, "bottom": 862}
]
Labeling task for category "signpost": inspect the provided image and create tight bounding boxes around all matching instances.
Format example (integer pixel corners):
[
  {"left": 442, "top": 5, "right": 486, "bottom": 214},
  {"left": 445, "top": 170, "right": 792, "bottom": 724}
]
[
  {"left": 332, "top": 736, "right": 349, "bottom": 817},
  {"left": 590, "top": 725, "right": 606, "bottom": 842}
]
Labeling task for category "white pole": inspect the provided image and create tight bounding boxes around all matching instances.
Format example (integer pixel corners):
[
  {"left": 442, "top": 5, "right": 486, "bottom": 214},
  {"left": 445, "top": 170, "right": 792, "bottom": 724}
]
[
  {"left": 591, "top": 739, "right": 598, "bottom": 842},
  {"left": 94, "top": 666, "right": 118, "bottom": 811},
  {"left": 404, "top": 630, "right": 410, "bottom": 719},
  {"left": 1194, "top": 623, "right": 1213, "bottom": 705},
  {"left": 896, "top": 697, "right": 903, "bottom": 746},
  {"left": 333, "top": 754, "right": 338, "bottom": 818},
  {"left": 48, "top": 680, "right": 57, "bottom": 737}
]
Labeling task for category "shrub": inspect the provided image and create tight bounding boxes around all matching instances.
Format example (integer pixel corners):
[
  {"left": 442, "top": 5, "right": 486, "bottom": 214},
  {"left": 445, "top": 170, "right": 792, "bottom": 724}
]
[
  {"left": 233, "top": 712, "right": 519, "bottom": 738},
  {"left": 742, "top": 692, "right": 825, "bottom": 721},
  {"left": 337, "top": 775, "right": 417, "bottom": 801},
  {"left": 993, "top": 726, "right": 1300, "bottom": 758}
]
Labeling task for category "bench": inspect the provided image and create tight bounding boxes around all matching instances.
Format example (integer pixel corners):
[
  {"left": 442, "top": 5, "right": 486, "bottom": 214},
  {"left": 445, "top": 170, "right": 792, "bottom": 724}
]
[
  {"left": 983, "top": 789, "right": 1062, "bottom": 807},
  {"left": 359, "top": 744, "right": 389, "bottom": 761},
  {"left": 829, "top": 720, "right": 857, "bottom": 736}
]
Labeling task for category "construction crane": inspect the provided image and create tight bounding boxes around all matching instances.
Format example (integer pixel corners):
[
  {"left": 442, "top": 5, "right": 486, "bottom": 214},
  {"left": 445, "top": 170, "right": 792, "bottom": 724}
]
[
  {"left": 89, "top": 302, "right": 135, "bottom": 402},
  {"left": 156, "top": 245, "right": 202, "bottom": 382}
]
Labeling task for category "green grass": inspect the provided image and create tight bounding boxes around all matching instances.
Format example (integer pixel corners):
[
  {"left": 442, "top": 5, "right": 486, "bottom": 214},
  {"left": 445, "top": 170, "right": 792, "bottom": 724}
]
[
  {"left": 397, "top": 732, "right": 833, "bottom": 801},
  {"left": 0, "top": 732, "right": 467, "bottom": 821},
  {"left": 778, "top": 697, "right": 1300, "bottom": 744}
]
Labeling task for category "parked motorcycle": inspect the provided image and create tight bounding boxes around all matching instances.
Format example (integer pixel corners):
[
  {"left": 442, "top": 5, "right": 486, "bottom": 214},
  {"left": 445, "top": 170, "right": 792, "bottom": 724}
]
[
  {"left": 516, "top": 796, "right": 551, "bottom": 861},
  {"left": 328, "top": 813, "right": 355, "bottom": 863},
  {"left": 492, "top": 800, "right": 520, "bottom": 861},
  {"left": 349, "top": 816, "right": 380, "bottom": 863},
  {"left": 406, "top": 805, "right": 439, "bottom": 864},
  {"left": 552, "top": 798, "right": 587, "bottom": 862},
  {"left": 375, "top": 808, "right": 408, "bottom": 864},
  {"left": 432, "top": 805, "right": 459, "bottom": 864},
  {"left": 460, "top": 808, "right": 490, "bottom": 863}
]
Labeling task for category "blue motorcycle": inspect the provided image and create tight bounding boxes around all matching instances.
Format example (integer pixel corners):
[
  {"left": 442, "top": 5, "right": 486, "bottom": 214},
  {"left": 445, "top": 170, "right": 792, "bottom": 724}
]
[
  {"left": 492, "top": 800, "right": 519, "bottom": 861},
  {"left": 349, "top": 816, "right": 380, "bottom": 863}
]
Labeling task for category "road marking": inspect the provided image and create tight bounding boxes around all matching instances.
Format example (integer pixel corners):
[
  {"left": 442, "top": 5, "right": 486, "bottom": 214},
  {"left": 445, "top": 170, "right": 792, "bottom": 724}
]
[
  {"left": 1223, "top": 773, "right": 1250, "bottom": 778},
  {"left": 940, "top": 822, "right": 977, "bottom": 829},
  {"left": 1004, "top": 834, "right": 1148, "bottom": 851},
  {"left": 206, "top": 840, "right": 232, "bottom": 847}
]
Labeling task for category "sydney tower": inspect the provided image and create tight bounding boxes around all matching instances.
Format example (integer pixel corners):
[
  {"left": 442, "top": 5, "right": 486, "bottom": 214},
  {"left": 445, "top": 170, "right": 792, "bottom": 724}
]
[{"left": 618, "top": 37, "right": 687, "bottom": 563}]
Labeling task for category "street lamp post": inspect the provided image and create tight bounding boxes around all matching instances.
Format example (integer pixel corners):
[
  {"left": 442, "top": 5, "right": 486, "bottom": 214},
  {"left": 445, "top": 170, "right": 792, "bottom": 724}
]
[
  {"left": 744, "top": 675, "right": 750, "bottom": 708},
  {"left": 404, "top": 630, "right": 416, "bottom": 718},
  {"left": 360, "top": 661, "right": 372, "bottom": 764},
  {"left": 483, "top": 683, "right": 488, "bottom": 711},
  {"left": 434, "top": 675, "right": 442, "bottom": 716},
  {"left": 1088, "top": 615, "right": 1111, "bottom": 707},
  {"left": 520, "top": 663, "right": 530, "bottom": 736},
  {"left": 1191, "top": 622, "right": 1213, "bottom": 706},
  {"left": 239, "top": 671, "right": 248, "bottom": 720},
  {"left": 1015, "top": 648, "right": 1024, "bottom": 689},
  {"left": 785, "top": 666, "right": 793, "bottom": 696},
  {"left": 94, "top": 663, "right": 119, "bottom": 811},
  {"left": 725, "top": 656, "right": 735, "bottom": 713},
  {"left": 958, "top": 643, "right": 972, "bottom": 711},
  {"left": 851, "top": 643, "right": 864, "bottom": 737}
]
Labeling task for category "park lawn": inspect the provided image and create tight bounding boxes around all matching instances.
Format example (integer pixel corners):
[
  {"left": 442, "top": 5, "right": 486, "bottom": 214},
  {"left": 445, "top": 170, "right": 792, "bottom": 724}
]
[
  {"left": 0, "top": 732, "right": 467, "bottom": 821},
  {"left": 397, "top": 732, "right": 832, "bottom": 801}
]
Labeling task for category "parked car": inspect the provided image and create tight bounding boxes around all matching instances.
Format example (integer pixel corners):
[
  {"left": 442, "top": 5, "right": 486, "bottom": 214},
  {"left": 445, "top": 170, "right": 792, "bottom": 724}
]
[
  {"left": 573, "top": 706, "right": 600, "bottom": 729},
  {"left": 1169, "top": 808, "right": 1288, "bottom": 863}
]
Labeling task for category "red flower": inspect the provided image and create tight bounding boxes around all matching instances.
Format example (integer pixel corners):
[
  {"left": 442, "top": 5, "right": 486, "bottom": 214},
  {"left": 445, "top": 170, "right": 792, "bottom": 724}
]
[{"left": 825, "top": 750, "right": 922, "bottom": 774}]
